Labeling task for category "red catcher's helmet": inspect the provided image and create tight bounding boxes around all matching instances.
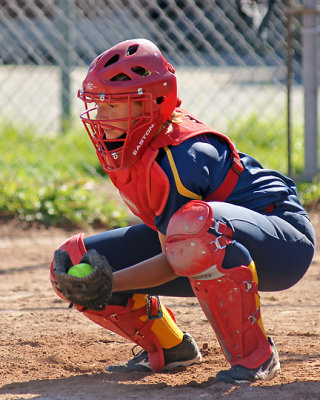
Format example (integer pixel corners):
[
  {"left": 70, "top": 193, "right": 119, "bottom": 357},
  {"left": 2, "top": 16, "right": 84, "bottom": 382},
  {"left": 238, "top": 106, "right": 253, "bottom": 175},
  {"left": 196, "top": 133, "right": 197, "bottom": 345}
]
[{"left": 78, "top": 39, "right": 178, "bottom": 171}]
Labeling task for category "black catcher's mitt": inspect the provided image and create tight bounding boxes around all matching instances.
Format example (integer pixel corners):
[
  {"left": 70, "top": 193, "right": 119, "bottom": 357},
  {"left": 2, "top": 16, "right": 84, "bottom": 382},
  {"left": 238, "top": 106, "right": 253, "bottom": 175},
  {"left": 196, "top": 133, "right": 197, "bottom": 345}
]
[{"left": 53, "top": 249, "right": 113, "bottom": 311}]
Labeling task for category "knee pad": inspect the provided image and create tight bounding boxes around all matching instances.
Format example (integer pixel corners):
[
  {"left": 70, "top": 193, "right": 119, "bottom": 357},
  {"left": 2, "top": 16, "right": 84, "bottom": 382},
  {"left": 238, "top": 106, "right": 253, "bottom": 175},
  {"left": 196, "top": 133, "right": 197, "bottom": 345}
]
[
  {"left": 50, "top": 233, "right": 86, "bottom": 302},
  {"left": 165, "top": 200, "right": 233, "bottom": 277}
]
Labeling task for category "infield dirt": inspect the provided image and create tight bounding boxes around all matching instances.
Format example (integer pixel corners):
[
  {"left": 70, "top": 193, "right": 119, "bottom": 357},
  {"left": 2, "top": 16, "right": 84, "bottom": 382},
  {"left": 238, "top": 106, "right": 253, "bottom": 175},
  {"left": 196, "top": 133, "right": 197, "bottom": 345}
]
[{"left": 0, "top": 212, "right": 319, "bottom": 400}]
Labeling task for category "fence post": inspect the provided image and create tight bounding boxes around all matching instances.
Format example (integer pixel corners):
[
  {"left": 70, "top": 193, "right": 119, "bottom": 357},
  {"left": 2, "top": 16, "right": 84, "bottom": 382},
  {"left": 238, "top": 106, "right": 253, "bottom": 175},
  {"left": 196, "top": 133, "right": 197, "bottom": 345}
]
[
  {"left": 58, "top": 0, "right": 74, "bottom": 134},
  {"left": 286, "top": 0, "right": 294, "bottom": 177},
  {"left": 302, "top": 0, "right": 318, "bottom": 180}
]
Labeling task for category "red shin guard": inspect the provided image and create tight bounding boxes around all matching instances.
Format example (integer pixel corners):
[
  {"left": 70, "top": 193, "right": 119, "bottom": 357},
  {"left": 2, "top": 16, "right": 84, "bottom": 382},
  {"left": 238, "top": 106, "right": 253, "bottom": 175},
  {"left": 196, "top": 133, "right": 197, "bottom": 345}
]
[
  {"left": 190, "top": 264, "right": 272, "bottom": 368},
  {"left": 81, "top": 297, "right": 165, "bottom": 371},
  {"left": 166, "top": 200, "right": 272, "bottom": 369}
]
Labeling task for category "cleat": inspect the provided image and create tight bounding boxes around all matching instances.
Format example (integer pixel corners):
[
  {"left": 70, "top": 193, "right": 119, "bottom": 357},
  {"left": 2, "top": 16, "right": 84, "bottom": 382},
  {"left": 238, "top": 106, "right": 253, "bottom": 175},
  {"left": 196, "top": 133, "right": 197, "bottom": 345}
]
[
  {"left": 216, "top": 337, "right": 281, "bottom": 384},
  {"left": 106, "top": 331, "right": 202, "bottom": 372}
]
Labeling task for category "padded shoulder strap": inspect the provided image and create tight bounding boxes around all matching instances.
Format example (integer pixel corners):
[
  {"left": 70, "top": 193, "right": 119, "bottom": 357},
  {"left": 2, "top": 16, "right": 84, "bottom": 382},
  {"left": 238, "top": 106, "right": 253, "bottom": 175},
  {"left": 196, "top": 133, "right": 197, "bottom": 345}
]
[
  {"left": 152, "top": 109, "right": 244, "bottom": 202},
  {"left": 204, "top": 149, "right": 244, "bottom": 202}
]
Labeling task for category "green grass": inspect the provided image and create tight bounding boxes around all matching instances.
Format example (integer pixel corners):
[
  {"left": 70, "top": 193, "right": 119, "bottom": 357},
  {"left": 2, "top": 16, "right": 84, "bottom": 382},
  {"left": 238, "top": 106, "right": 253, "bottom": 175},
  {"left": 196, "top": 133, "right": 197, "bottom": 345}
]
[
  {"left": 227, "top": 114, "right": 320, "bottom": 209},
  {"left": 227, "top": 113, "right": 304, "bottom": 174},
  {"left": 0, "top": 121, "right": 127, "bottom": 228},
  {"left": 0, "top": 115, "right": 318, "bottom": 228}
]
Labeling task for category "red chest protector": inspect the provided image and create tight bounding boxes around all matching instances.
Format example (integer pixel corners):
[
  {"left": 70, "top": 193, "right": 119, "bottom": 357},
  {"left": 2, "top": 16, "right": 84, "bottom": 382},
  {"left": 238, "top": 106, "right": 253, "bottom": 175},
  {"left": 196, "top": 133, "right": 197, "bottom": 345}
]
[{"left": 108, "top": 110, "right": 243, "bottom": 230}]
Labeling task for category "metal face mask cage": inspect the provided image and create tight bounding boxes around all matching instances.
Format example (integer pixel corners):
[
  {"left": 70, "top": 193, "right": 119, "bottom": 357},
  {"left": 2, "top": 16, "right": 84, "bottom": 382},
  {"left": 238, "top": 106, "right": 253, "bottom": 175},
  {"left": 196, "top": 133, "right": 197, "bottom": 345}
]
[{"left": 78, "top": 91, "right": 153, "bottom": 171}]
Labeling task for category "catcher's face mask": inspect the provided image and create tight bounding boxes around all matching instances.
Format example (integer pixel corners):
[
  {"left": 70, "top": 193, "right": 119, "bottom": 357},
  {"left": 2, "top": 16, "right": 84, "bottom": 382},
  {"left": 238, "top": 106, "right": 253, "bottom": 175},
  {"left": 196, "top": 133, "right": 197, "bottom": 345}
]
[{"left": 78, "top": 38, "right": 178, "bottom": 171}]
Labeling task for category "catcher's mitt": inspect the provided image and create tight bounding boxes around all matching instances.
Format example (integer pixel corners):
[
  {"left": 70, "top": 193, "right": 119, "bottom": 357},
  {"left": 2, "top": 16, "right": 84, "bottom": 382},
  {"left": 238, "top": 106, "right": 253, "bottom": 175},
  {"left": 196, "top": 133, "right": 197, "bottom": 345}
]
[{"left": 53, "top": 248, "right": 113, "bottom": 311}]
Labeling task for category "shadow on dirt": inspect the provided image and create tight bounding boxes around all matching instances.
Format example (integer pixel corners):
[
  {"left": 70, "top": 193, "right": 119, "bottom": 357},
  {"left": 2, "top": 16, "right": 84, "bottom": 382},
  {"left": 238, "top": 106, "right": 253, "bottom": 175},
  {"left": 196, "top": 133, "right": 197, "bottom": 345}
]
[
  {"left": 1, "top": 373, "right": 320, "bottom": 400},
  {"left": 0, "top": 263, "right": 48, "bottom": 275}
]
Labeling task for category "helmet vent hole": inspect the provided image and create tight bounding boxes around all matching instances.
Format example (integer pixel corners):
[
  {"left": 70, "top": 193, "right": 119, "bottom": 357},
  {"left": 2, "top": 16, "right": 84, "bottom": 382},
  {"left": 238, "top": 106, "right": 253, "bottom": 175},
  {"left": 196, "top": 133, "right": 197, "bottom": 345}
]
[
  {"left": 110, "top": 73, "right": 131, "bottom": 81},
  {"left": 131, "top": 66, "right": 151, "bottom": 77},
  {"left": 156, "top": 96, "right": 165, "bottom": 104},
  {"left": 104, "top": 54, "right": 120, "bottom": 68},
  {"left": 127, "top": 45, "right": 139, "bottom": 56}
]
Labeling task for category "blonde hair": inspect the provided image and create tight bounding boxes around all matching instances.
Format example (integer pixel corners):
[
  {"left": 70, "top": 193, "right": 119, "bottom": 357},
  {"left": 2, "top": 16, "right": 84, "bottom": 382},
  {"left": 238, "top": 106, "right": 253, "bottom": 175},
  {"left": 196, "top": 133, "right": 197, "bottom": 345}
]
[
  {"left": 155, "top": 110, "right": 184, "bottom": 136},
  {"left": 170, "top": 110, "right": 184, "bottom": 125}
]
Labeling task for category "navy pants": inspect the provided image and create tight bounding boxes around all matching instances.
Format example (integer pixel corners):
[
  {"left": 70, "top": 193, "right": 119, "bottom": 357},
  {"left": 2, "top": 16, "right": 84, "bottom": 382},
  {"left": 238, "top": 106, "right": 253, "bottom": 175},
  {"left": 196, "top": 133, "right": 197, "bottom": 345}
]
[{"left": 84, "top": 202, "right": 315, "bottom": 296}]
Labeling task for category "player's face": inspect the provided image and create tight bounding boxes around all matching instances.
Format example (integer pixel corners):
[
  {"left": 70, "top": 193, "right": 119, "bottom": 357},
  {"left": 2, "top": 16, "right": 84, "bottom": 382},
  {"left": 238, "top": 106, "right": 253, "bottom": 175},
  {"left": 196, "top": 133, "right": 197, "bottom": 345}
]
[{"left": 95, "top": 101, "right": 142, "bottom": 139}]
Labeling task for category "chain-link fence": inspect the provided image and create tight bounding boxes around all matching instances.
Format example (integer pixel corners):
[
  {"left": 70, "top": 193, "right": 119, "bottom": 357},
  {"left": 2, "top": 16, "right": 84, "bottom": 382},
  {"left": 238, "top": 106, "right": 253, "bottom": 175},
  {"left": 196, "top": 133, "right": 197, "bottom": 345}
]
[{"left": 0, "top": 0, "right": 315, "bottom": 185}]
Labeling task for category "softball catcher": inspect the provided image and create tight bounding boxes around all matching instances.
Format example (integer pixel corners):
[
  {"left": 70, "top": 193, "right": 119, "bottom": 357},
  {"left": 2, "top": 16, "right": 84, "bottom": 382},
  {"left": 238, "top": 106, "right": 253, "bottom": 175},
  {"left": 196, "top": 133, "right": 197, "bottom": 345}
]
[{"left": 50, "top": 38, "right": 315, "bottom": 383}]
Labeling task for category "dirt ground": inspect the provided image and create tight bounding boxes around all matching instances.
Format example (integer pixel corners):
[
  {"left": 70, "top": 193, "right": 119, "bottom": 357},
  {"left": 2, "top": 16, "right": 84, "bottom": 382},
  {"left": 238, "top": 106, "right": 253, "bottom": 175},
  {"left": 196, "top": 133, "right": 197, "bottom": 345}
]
[{"left": 0, "top": 212, "right": 319, "bottom": 400}]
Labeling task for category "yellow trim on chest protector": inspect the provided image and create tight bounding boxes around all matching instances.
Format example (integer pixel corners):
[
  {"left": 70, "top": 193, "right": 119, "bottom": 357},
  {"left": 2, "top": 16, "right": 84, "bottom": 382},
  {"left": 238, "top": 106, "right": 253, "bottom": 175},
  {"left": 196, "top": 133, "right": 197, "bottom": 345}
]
[{"left": 164, "top": 146, "right": 202, "bottom": 200}]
